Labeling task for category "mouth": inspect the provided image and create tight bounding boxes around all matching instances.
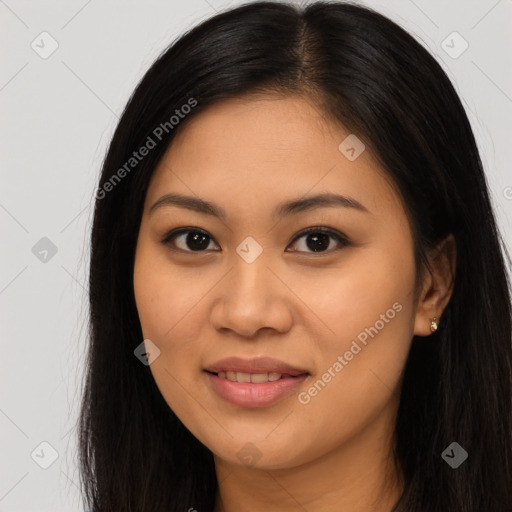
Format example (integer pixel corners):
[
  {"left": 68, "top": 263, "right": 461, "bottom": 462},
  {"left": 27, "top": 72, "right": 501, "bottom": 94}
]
[
  {"left": 205, "top": 370, "right": 308, "bottom": 383},
  {"left": 203, "top": 357, "right": 310, "bottom": 408},
  {"left": 204, "top": 356, "right": 309, "bottom": 378}
]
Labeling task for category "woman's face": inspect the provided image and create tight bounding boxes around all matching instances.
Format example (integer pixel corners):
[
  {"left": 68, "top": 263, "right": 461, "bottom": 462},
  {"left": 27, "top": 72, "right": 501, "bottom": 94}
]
[{"left": 133, "top": 94, "right": 424, "bottom": 470}]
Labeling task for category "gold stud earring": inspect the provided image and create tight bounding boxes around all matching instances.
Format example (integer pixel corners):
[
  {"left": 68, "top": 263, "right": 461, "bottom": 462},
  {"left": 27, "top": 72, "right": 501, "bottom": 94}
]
[{"left": 430, "top": 316, "right": 439, "bottom": 333}]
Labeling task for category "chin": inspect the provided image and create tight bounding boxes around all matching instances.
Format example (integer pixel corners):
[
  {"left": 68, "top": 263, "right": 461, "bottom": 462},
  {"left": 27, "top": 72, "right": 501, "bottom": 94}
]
[{"left": 204, "top": 433, "right": 313, "bottom": 471}]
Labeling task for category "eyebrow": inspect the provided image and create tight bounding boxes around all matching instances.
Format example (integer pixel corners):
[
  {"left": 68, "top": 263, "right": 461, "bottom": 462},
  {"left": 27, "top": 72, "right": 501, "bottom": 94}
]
[{"left": 149, "top": 192, "right": 370, "bottom": 219}]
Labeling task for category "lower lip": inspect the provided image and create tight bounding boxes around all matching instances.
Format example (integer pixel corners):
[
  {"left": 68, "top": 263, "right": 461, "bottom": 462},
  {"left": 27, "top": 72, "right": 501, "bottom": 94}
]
[{"left": 205, "top": 371, "right": 308, "bottom": 408}]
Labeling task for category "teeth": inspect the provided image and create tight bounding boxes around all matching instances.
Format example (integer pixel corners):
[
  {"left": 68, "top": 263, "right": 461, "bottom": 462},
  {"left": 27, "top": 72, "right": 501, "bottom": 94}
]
[
  {"left": 237, "top": 372, "right": 251, "bottom": 383},
  {"left": 216, "top": 371, "right": 284, "bottom": 383},
  {"left": 250, "top": 373, "right": 269, "bottom": 383}
]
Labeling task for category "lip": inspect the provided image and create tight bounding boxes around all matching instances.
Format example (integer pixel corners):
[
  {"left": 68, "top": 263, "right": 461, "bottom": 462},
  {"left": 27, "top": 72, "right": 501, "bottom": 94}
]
[
  {"left": 204, "top": 356, "right": 309, "bottom": 376},
  {"left": 204, "top": 356, "right": 310, "bottom": 408},
  {"left": 205, "top": 372, "right": 309, "bottom": 408}
]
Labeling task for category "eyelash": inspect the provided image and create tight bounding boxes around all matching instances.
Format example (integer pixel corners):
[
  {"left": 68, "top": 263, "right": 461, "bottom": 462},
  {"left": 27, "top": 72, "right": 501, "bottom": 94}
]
[{"left": 160, "top": 226, "right": 350, "bottom": 255}]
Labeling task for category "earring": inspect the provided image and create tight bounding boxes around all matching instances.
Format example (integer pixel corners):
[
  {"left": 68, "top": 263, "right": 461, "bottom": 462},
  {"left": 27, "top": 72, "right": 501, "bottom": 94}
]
[{"left": 430, "top": 316, "right": 439, "bottom": 333}]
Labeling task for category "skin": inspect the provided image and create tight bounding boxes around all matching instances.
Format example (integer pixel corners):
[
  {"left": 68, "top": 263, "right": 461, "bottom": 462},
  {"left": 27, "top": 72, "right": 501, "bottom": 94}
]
[{"left": 133, "top": 93, "right": 456, "bottom": 511}]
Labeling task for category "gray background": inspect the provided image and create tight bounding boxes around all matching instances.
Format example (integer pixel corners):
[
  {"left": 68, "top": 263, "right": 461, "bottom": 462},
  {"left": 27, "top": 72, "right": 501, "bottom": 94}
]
[{"left": 1, "top": 0, "right": 511, "bottom": 510}]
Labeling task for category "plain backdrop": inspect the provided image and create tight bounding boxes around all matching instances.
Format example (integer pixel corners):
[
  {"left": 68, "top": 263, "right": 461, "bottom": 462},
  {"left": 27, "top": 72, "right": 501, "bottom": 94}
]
[{"left": 1, "top": 0, "right": 511, "bottom": 510}]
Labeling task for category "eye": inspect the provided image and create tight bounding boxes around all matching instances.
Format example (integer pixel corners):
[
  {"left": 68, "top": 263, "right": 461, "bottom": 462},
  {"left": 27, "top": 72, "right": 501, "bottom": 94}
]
[
  {"left": 286, "top": 226, "right": 350, "bottom": 254},
  {"left": 161, "top": 227, "right": 219, "bottom": 252},
  {"left": 161, "top": 226, "right": 350, "bottom": 254}
]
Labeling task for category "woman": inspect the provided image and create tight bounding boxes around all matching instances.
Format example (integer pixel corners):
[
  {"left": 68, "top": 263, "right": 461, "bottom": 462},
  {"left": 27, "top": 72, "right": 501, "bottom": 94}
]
[{"left": 79, "top": 1, "right": 512, "bottom": 510}]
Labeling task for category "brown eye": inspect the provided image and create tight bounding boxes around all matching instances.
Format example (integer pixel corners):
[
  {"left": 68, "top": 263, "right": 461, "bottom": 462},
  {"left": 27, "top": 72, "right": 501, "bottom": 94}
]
[
  {"left": 162, "top": 228, "right": 220, "bottom": 252},
  {"left": 287, "top": 227, "right": 350, "bottom": 254}
]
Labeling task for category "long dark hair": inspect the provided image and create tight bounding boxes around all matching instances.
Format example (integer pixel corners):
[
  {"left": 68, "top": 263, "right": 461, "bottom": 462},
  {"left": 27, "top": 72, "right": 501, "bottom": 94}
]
[{"left": 79, "top": 1, "right": 512, "bottom": 510}]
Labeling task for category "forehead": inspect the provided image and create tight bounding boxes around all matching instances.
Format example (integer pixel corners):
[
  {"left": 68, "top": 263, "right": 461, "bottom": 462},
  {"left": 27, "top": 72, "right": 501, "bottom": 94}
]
[{"left": 145, "top": 94, "right": 404, "bottom": 221}]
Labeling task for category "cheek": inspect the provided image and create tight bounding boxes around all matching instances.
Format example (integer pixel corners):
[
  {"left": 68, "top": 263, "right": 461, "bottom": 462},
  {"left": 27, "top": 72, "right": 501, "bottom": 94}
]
[
  {"left": 133, "top": 243, "right": 209, "bottom": 420},
  {"left": 295, "top": 239, "right": 416, "bottom": 348},
  {"left": 133, "top": 241, "right": 207, "bottom": 343},
  {"left": 291, "top": 240, "right": 416, "bottom": 421}
]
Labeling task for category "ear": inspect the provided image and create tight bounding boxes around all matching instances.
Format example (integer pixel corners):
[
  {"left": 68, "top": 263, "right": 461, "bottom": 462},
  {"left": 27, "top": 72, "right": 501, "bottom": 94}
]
[{"left": 413, "top": 234, "right": 457, "bottom": 337}]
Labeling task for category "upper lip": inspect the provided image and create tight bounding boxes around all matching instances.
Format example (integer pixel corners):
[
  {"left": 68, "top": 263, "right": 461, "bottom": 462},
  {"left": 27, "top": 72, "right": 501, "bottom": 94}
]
[{"left": 204, "top": 356, "right": 309, "bottom": 376}]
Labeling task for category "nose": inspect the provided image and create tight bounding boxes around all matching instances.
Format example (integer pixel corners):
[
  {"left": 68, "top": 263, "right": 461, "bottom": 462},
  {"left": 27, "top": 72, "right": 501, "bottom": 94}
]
[{"left": 209, "top": 254, "right": 294, "bottom": 339}]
